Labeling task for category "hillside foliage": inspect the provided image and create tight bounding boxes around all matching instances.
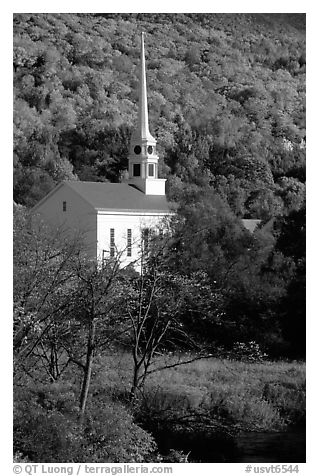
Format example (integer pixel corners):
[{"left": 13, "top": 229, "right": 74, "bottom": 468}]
[{"left": 14, "top": 13, "right": 305, "bottom": 218}]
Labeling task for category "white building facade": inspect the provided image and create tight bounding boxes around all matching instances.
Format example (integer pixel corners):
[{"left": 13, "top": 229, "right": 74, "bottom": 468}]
[{"left": 97, "top": 210, "right": 169, "bottom": 268}]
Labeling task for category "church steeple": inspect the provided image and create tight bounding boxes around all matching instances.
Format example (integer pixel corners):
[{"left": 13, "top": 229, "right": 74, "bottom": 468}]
[
  {"left": 128, "top": 32, "right": 166, "bottom": 196},
  {"left": 136, "top": 32, "right": 155, "bottom": 143}
]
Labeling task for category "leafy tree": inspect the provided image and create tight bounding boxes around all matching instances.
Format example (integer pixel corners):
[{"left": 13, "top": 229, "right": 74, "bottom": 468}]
[
  {"left": 65, "top": 257, "right": 123, "bottom": 418},
  {"left": 166, "top": 188, "right": 254, "bottom": 280},
  {"left": 273, "top": 206, "right": 306, "bottom": 357},
  {"left": 162, "top": 188, "right": 296, "bottom": 351},
  {"left": 13, "top": 207, "right": 125, "bottom": 416},
  {"left": 277, "top": 176, "right": 305, "bottom": 214},
  {"left": 13, "top": 207, "right": 83, "bottom": 367}
]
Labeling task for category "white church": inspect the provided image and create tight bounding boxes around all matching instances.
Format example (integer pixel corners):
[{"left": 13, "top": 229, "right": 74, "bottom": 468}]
[
  {"left": 32, "top": 33, "right": 260, "bottom": 267},
  {"left": 32, "top": 33, "right": 173, "bottom": 267}
]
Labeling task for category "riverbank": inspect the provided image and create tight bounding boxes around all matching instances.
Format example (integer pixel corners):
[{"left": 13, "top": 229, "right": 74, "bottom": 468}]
[
  {"left": 95, "top": 353, "right": 305, "bottom": 462},
  {"left": 95, "top": 352, "right": 305, "bottom": 431}
]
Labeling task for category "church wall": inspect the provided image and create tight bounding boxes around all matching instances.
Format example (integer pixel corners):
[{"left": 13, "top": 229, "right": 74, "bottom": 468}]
[
  {"left": 97, "top": 211, "right": 168, "bottom": 268},
  {"left": 32, "top": 184, "right": 97, "bottom": 259}
]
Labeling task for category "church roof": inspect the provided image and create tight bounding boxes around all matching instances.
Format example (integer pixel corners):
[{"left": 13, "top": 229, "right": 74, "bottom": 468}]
[{"left": 66, "top": 181, "right": 171, "bottom": 213}]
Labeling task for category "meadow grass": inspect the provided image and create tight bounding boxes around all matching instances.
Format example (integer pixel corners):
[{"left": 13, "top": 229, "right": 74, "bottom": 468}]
[{"left": 93, "top": 352, "right": 305, "bottom": 432}]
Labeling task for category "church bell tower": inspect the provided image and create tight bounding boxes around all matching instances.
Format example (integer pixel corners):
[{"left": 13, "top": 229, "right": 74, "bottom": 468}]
[{"left": 128, "top": 32, "right": 166, "bottom": 196}]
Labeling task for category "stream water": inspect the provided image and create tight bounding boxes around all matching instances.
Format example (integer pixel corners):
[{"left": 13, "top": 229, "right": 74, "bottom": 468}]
[
  {"left": 233, "top": 430, "right": 306, "bottom": 463},
  {"left": 156, "top": 428, "right": 306, "bottom": 462}
]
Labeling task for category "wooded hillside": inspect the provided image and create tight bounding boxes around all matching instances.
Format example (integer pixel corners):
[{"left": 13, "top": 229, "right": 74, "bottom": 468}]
[{"left": 13, "top": 13, "right": 305, "bottom": 218}]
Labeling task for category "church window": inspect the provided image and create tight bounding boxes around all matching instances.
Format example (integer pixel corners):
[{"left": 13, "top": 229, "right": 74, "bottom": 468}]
[
  {"left": 147, "top": 145, "right": 153, "bottom": 154},
  {"left": 127, "top": 229, "right": 132, "bottom": 257},
  {"left": 148, "top": 164, "right": 154, "bottom": 177},
  {"left": 62, "top": 201, "right": 66, "bottom": 212},
  {"left": 134, "top": 145, "right": 141, "bottom": 155},
  {"left": 110, "top": 228, "right": 115, "bottom": 257},
  {"left": 133, "top": 164, "right": 141, "bottom": 177}
]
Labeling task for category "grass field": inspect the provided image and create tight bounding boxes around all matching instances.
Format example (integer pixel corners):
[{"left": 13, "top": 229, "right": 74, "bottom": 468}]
[{"left": 93, "top": 352, "right": 306, "bottom": 432}]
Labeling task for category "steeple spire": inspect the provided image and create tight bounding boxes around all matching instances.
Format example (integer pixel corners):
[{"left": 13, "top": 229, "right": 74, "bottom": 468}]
[
  {"left": 128, "top": 32, "right": 166, "bottom": 196},
  {"left": 132, "top": 32, "right": 155, "bottom": 143},
  {"left": 138, "top": 32, "right": 153, "bottom": 142}
]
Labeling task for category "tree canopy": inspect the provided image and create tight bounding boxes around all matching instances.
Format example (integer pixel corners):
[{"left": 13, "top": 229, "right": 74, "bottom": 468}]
[{"left": 14, "top": 13, "right": 305, "bottom": 219}]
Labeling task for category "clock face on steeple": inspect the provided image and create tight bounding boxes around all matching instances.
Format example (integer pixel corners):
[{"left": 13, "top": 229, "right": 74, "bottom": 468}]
[{"left": 134, "top": 145, "right": 141, "bottom": 155}]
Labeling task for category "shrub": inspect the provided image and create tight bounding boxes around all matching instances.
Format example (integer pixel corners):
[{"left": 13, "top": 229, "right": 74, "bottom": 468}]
[
  {"left": 227, "top": 341, "right": 268, "bottom": 362},
  {"left": 14, "top": 383, "right": 156, "bottom": 463},
  {"left": 81, "top": 397, "right": 157, "bottom": 462},
  {"left": 262, "top": 380, "right": 306, "bottom": 426}
]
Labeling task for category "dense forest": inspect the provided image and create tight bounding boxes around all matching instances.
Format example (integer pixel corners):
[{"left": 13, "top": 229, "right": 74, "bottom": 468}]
[
  {"left": 13, "top": 13, "right": 306, "bottom": 463},
  {"left": 14, "top": 13, "right": 305, "bottom": 216}
]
